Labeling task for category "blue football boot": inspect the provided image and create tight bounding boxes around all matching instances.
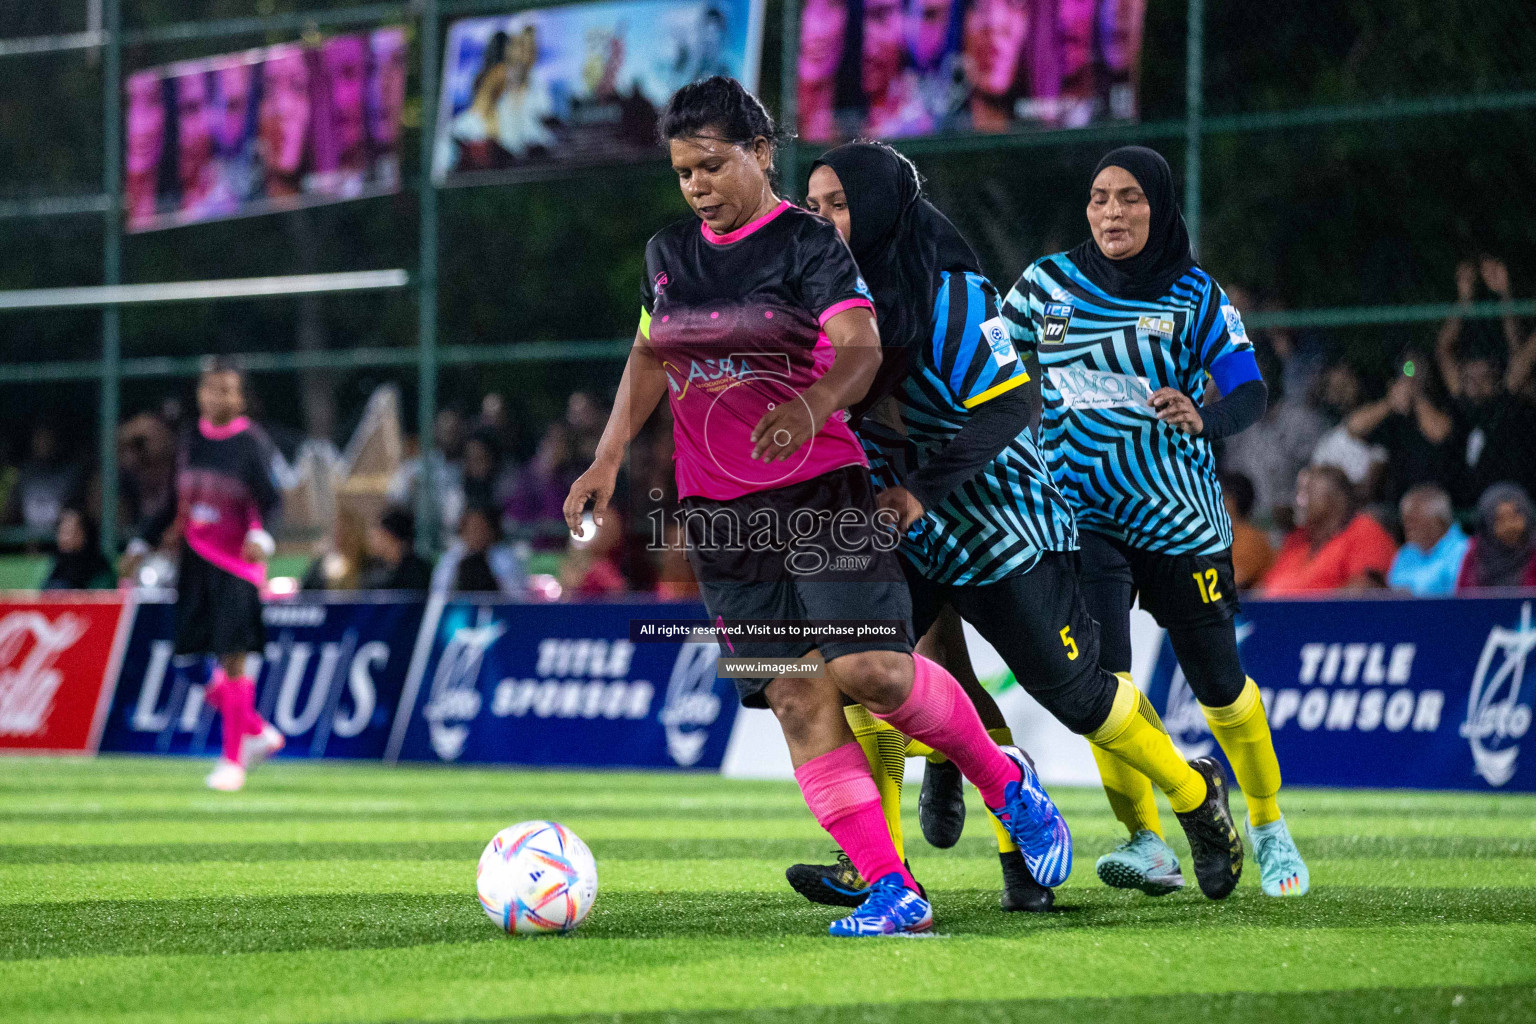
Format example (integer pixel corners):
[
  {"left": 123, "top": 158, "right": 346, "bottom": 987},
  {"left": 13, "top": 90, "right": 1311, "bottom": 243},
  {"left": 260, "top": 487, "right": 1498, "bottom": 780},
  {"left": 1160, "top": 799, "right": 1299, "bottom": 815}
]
[
  {"left": 1248, "top": 817, "right": 1310, "bottom": 897},
  {"left": 1096, "top": 829, "right": 1186, "bottom": 896},
  {"left": 827, "top": 873, "right": 933, "bottom": 937},
  {"left": 987, "top": 746, "right": 1073, "bottom": 888}
]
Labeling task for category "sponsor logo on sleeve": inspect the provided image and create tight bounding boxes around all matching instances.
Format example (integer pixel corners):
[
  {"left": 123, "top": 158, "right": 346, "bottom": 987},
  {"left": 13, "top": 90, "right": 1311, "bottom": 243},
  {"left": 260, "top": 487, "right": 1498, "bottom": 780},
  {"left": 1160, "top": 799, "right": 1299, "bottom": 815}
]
[
  {"left": 1221, "top": 304, "right": 1248, "bottom": 341},
  {"left": 979, "top": 316, "right": 1016, "bottom": 367}
]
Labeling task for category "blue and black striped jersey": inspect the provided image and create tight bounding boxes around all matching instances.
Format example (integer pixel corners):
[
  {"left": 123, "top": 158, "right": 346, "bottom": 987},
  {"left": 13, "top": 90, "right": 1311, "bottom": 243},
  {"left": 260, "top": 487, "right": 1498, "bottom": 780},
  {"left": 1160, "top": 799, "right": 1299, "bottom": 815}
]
[
  {"left": 1001, "top": 253, "right": 1261, "bottom": 555},
  {"left": 861, "top": 270, "right": 1078, "bottom": 586}
]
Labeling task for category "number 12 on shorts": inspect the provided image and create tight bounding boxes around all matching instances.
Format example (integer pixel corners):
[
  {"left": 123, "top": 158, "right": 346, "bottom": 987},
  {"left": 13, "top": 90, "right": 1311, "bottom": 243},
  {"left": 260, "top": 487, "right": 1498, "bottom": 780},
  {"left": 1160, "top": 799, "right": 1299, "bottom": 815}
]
[{"left": 1193, "top": 567, "right": 1222, "bottom": 604}]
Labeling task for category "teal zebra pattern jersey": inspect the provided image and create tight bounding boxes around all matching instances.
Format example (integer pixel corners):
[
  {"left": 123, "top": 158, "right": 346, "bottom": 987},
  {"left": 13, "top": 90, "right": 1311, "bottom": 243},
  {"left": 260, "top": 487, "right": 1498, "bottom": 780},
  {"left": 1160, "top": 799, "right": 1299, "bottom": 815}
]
[
  {"left": 1000, "top": 252, "right": 1262, "bottom": 555},
  {"left": 860, "top": 269, "right": 1078, "bottom": 586}
]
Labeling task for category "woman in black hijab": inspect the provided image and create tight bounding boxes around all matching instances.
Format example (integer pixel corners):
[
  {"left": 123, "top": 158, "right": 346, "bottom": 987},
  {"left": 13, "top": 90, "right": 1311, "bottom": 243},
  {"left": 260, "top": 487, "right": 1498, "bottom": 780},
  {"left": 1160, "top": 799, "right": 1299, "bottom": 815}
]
[
  {"left": 999, "top": 145, "right": 1305, "bottom": 902},
  {"left": 42, "top": 508, "right": 115, "bottom": 591},
  {"left": 791, "top": 142, "right": 1243, "bottom": 915}
]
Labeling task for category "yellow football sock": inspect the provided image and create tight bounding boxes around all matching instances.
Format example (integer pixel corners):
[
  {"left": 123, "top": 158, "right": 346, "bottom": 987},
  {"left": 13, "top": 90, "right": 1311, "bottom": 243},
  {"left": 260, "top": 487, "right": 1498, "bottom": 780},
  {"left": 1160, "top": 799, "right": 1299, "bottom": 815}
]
[
  {"left": 1089, "top": 742, "right": 1163, "bottom": 838},
  {"left": 904, "top": 737, "right": 943, "bottom": 763},
  {"left": 1202, "top": 678, "right": 1283, "bottom": 827},
  {"left": 845, "top": 704, "right": 907, "bottom": 862},
  {"left": 1087, "top": 674, "right": 1206, "bottom": 815},
  {"left": 985, "top": 726, "right": 1019, "bottom": 853}
]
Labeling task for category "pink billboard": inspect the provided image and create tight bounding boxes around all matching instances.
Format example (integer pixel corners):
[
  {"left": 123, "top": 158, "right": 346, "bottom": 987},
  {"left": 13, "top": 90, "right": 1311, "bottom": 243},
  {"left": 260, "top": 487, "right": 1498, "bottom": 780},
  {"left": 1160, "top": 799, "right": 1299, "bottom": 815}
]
[{"left": 124, "top": 28, "right": 407, "bottom": 232}]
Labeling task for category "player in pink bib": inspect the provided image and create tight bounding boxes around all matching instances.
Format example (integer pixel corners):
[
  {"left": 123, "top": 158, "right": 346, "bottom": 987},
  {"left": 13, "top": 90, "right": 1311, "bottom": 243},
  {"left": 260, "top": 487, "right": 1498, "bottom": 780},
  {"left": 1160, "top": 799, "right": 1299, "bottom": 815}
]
[{"left": 563, "top": 77, "right": 1072, "bottom": 937}]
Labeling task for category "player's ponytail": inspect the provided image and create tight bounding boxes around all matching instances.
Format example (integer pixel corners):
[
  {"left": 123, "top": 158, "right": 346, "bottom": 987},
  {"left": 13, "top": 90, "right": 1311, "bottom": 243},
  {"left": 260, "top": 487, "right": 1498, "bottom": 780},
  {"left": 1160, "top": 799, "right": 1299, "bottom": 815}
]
[{"left": 658, "top": 76, "right": 784, "bottom": 183}]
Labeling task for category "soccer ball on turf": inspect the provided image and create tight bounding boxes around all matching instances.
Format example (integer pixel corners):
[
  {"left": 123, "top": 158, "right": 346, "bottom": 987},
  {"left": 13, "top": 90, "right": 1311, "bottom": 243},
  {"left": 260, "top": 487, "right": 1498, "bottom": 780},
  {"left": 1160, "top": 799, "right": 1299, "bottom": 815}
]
[{"left": 476, "top": 820, "right": 598, "bottom": 935}]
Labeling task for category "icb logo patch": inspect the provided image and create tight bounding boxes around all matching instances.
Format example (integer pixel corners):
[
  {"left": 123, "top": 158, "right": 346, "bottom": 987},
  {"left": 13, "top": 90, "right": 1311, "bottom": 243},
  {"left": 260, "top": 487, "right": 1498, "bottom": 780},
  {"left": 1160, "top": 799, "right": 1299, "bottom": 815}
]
[
  {"left": 979, "top": 316, "right": 1016, "bottom": 368},
  {"left": 1137, "top": 314, "right": 1175, "bottom": 339},
  {"left": 1042, "top": 302, "right": 1073, "bottom": 344}
]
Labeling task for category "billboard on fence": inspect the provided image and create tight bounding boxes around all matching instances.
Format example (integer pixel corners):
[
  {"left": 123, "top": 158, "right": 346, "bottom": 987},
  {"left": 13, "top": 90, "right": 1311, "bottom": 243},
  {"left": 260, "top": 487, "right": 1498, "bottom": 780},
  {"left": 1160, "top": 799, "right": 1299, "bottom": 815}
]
[
  {"left": 432, "top": 0, "right": 765, "bottom": 185},
  {"left": 388, "top": 599, "right": 737, "bottom": 769},
  {"left": 0, "top": 594, "right": 131, "bottom": 754},
  {"left": 99, "top": 596, "right": 425, "bottom": 759},
  {"left": 1146, "top": 596, "right": 1536, "bottom": 792},
  {"left": 124, "top": 27, "right": 407, "bottom": 232},
  {"left": 798, "top": 0, "right": 1145, "bottom": 141}
]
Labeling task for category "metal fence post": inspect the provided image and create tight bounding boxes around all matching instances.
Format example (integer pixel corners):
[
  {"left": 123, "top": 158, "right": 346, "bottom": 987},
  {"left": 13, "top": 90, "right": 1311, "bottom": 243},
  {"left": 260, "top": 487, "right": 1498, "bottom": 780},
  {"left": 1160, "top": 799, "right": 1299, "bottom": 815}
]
[
  {"left": 779, "top": 0, "right": 799, "bottom": 195},
  {"left": 1184, "top": 0, "right": 1204, "bottom": 256},
  {"left": 416, "top": 0, "right": 441, "bottom": 554},
  {"left": 100, "top": 0, "right": 122, "bottom": 558}
]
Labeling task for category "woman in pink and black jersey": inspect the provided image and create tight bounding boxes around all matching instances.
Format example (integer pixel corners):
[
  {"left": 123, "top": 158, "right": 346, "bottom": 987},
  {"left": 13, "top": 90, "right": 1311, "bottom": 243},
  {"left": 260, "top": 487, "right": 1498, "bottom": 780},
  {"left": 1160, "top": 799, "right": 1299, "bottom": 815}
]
[
  {"left": 126, "top": 358, "right": 285, "bottom": 792},
  {"left": 564, "top": 76, "right": 1071, "bottom": 937}
]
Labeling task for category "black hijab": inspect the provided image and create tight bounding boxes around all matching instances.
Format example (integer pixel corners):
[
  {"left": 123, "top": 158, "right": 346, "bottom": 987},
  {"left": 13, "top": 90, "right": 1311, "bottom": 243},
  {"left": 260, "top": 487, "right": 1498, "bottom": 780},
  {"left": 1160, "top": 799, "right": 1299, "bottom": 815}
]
[
  {"left": 812, "top": 143, "right": 981, "bottom": 423},
  {"left": 42, "top": 510, "right": 112, "bottom": 591},
  {"left": 1068, "top": 146, "right": 1197, "bottom": 302}
]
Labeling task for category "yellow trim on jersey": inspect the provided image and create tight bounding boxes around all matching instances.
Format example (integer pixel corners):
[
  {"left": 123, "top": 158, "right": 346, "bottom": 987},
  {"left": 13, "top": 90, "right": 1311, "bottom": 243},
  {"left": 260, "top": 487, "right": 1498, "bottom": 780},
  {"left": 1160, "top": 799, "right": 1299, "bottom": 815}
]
[
  {"left": 960, "top": 368, "right": 1029, "bottom": 409},
  {"left": 638, "top": 306, "right": 652, "bottom": 340}
]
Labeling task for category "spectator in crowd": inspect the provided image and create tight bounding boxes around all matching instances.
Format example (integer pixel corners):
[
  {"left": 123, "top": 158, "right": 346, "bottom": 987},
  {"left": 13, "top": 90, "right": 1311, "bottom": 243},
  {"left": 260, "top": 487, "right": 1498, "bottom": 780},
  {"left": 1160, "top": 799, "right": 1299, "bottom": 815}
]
[
  {"left": 1457, "top": 481, "right": 1536, "bottom": 592},
  {"left": 360, "top": 504, "right": 434, "bottom": 590},
  {"left": 117, "top": 412, "right": 178, "bottom": 542},
  {"left": 1309, "top": 362, "right": 1386, "bottom": 499},
  {"left": 4, "top": 424, "right": 83, "bottom": 539},
  {"left": 301, "top": 507, "right": 374, "bottom": 591},
  {"left": 1343, "top": 351, "right": 1454, "bottom": 507},
  {"left": 41, "top": 507, "right": 114, "bottom": 590},
  {"left": 505, "top": 421, "right": 582, "bottom": 550},
  {"left": 559, "top": 511, "right": 628, "bottom": 599},
  {"left": 1438, "top": 257, "right": 1536, "bottom": 506},
  {"left": 461, "top": 430, "right": 514, "bottom": 511},
  {"left": 1221, "top": 471, "right": 1274, "bottom": 590},
  {"left": 432, "top": 503, "right": 527, "bottom": 594},
  {"left": 475, "top": 392, "right": 519, "bottom": 455},
  {"left": 387, "top": 407, "right": 466, "bottom": 542},
  {"left": 1219, "top": 367, "right": 1327, "bottom": 529},
  {"left": 565, "top": 391, "right": 607, "bottom": 463},
  {"left": 1263, "top": 465, "right": 1398, "bottom": 594},
  {"left": 1387, "top": 483, "right": 1470, "bottom": 597}
]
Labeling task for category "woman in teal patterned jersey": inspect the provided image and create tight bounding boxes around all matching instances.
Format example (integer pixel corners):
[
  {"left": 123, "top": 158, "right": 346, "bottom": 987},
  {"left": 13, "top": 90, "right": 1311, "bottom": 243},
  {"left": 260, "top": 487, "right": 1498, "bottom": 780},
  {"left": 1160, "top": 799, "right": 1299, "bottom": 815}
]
[{"left": 1001, "top": 145, "right": 1309, "bottom": 899}]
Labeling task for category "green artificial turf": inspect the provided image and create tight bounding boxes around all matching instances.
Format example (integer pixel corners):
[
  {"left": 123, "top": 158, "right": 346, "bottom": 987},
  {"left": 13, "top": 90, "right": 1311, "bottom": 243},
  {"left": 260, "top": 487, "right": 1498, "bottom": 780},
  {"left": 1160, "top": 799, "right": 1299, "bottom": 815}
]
[{"left": 1, "top": 757, "right": 1532, "bottom": 1024}]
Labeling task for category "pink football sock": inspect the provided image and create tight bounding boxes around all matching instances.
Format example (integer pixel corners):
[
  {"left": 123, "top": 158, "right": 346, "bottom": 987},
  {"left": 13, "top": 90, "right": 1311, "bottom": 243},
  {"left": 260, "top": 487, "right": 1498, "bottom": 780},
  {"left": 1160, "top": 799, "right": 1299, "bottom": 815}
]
[
  {"left": 794, "top": 742, "right": 916, "bottom": 890},
  {"left": 230, "top": 676, "right": 267, "bottom": 737},
  {"left": 208, "top": 668, "right": 265, "bottom": 764},
  {"left": 873, "top": 654, "right": 1019, "bottom": 807}
]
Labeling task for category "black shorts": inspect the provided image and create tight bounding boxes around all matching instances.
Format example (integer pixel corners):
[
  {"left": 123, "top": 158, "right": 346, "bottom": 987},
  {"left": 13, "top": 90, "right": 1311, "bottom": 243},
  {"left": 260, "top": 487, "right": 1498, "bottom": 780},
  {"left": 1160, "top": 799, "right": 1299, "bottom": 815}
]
[
  {"left": 174, "top": 545, "right": 266, "bottom": 658},
  {"left": 1077, "top": 530, "right": 1239, "bottom": 631},
  {"left": 684, "top": 465, "right": 913, "bottom": 708},
  {"left": 904, "top": 551, "right": 1115, "bottom": 734}
]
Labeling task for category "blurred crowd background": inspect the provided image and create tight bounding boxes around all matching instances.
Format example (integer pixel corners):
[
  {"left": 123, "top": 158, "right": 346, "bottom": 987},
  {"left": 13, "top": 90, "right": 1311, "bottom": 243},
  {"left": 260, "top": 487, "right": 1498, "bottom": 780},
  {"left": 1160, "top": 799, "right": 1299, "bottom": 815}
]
[{"left": 8, "top": 253, "right": 1536, "bottom": 600}]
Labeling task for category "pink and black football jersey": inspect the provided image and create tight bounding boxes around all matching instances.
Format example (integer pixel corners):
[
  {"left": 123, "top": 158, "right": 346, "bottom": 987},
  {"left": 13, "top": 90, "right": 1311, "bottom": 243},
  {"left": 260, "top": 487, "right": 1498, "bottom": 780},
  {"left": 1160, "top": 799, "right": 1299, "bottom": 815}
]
[
  {"left": 639, "top": 200, "right": 876, "bottom": 500},
  {"left": 139, "top": 416, "right": 281, "bottom": 586}
]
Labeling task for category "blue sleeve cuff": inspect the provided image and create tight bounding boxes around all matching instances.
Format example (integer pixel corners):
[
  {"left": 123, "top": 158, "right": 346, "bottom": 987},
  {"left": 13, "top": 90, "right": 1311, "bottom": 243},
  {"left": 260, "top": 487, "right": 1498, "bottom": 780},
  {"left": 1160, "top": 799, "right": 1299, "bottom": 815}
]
[{"left": 1210, "top": 349, "right": 1263, "bottom": 395}]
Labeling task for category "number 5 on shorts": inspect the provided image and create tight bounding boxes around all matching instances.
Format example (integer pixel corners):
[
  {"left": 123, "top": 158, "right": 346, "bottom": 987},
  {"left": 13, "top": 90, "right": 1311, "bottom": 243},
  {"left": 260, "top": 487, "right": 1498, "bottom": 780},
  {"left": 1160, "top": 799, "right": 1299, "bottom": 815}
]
[
  {"left": 1193, "top": 567, "right": 1222, "bottom": 604},
  {"left": 1059, "top": 626, "right": 1079, "bottom": 661}
]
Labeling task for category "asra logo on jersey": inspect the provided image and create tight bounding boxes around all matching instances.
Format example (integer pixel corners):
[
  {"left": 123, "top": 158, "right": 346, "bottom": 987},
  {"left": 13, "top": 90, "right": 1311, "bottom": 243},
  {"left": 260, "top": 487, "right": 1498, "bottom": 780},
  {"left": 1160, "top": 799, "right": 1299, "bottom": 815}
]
[
  {"left": 663, "top": 352, "right": 791, "bottom": 399},
  {"left": 1042, "top": 302, "right": 1073, "bottom": 343},
  {"left": 1136, "top": 314, "right": 1175, "bottom": 339},
  {"left": 1460, "top": 602, "right": 1535, "bottom": 787}
]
